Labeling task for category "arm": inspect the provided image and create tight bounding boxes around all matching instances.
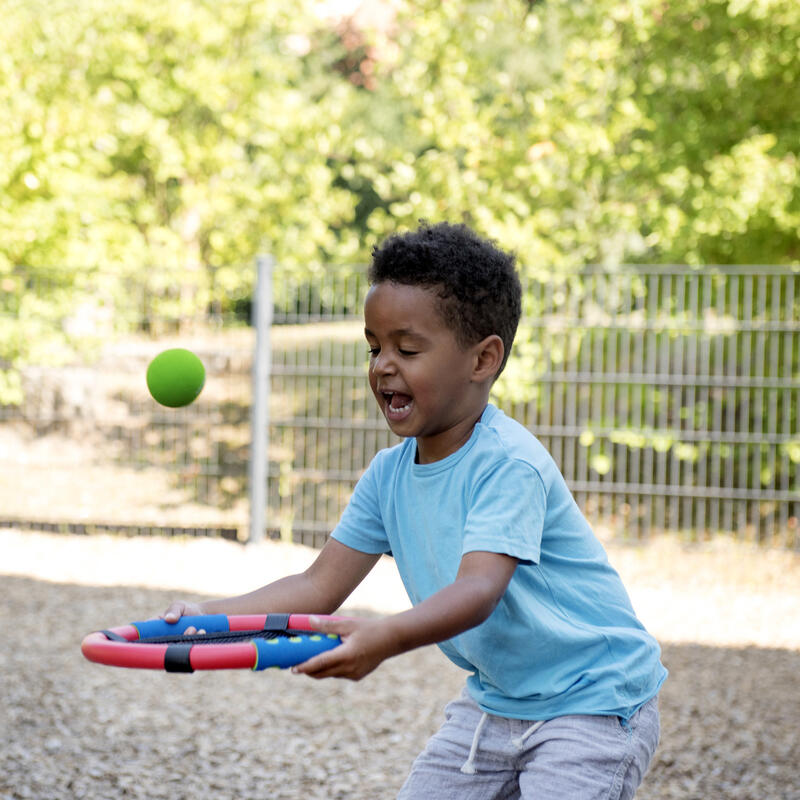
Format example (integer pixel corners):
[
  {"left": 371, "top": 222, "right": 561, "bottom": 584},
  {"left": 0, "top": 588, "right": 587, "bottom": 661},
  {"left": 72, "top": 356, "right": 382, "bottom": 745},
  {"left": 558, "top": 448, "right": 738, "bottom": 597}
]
[
  {"left": 293, "top": 550, "right": 518, "bottom": 680},
  {"left": 162, "top": 538, "right": 380, "bottom": 622}
]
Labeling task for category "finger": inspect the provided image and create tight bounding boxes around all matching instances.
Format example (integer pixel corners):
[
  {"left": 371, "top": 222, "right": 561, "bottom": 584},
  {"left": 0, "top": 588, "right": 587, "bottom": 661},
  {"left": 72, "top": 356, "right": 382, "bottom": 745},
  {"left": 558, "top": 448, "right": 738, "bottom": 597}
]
[
  {"left": 294, "top": 655, "right": 366, "bottom": 682},
  {"left": 308, "top": 615, "right": 355, "bottom": 636},
  {"left": 162, "top": 603, "right": 186, "bottom": 623},
  {"left": 291, "top": 646, "right": 344, "bottom": 677}
]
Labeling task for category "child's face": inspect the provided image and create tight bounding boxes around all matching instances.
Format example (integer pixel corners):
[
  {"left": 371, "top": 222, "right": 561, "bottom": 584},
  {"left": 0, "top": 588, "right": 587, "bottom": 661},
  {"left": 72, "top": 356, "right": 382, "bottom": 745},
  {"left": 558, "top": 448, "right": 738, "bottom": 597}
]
[{"left": 364, "top": 281, "right": 486, "bottom": 463}]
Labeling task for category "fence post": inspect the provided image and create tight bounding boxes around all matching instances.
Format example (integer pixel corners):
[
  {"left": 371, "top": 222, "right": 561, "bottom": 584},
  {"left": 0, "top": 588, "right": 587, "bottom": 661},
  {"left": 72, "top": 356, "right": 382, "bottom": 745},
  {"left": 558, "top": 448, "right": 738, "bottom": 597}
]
[{"left": 248, "top": 254, "right": 273, "bottom": 544}]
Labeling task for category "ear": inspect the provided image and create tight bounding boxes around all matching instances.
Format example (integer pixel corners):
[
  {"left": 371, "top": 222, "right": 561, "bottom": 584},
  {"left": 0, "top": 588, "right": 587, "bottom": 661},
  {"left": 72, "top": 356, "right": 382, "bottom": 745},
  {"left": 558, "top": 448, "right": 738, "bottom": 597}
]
[{"left": 471, "top": 335, "right": 504, "bottom": 382}]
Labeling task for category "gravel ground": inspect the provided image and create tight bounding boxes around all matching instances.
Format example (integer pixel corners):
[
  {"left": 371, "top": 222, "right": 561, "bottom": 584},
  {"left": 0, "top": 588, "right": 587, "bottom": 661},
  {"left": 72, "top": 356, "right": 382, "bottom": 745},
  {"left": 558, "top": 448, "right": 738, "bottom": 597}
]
[{"left": 2, "top": 529, "right": 799, "bottom": 799}]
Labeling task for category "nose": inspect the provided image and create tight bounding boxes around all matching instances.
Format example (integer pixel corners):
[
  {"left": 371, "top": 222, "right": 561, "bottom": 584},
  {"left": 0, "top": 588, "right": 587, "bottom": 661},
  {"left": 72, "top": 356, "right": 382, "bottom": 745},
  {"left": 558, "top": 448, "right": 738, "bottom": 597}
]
[{"left": 370, "top": 349, "right": 396, "bottom": 376}]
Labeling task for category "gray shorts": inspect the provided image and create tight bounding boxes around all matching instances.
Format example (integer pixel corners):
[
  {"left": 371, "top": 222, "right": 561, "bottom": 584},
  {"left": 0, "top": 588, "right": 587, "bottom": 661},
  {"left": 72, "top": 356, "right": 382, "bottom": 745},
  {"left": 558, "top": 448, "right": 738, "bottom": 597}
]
[{"left": 398, "top": 689, "right": 660, "bottom": 800}]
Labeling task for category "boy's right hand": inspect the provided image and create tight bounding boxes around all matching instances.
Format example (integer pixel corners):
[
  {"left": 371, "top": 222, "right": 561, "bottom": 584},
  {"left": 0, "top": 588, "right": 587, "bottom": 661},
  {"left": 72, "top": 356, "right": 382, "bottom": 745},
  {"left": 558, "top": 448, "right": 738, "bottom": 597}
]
[{"left": 161, "top": 600, "right": 206, "bottom": 630}]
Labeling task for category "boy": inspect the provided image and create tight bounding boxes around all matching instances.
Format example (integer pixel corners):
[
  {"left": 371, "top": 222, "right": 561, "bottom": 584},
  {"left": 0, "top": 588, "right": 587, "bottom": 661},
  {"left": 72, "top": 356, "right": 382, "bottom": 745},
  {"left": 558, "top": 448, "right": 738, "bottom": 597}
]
[{"left": 164, "top": 222, "right": 666, "bottom": 798}]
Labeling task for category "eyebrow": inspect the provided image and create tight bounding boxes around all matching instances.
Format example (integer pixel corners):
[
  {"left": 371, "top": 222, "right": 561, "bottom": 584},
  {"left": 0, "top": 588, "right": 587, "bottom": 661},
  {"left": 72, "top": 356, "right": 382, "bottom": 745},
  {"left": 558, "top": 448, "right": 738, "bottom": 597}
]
[{"left": 364, "top": 326, "right": 427, "bottom": 337}]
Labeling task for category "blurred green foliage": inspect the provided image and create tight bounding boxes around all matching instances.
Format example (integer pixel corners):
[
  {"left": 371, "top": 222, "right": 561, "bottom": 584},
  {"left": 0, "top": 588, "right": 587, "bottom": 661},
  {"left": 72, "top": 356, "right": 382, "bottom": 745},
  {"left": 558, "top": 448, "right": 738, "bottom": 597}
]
[{"left": 1, "top": 0, "right": 799, "bottom": 394}]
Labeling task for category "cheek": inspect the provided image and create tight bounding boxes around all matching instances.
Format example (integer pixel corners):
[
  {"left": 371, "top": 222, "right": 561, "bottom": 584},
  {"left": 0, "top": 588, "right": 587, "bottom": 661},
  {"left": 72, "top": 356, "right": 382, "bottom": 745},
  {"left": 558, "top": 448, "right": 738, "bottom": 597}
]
[{"left": 368, "top": 367, "right": 379, "bottom": 395}]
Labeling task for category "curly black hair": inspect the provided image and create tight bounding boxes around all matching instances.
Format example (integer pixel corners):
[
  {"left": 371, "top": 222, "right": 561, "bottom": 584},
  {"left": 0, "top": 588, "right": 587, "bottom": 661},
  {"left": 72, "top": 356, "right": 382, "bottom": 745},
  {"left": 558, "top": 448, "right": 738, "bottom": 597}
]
[{"left": 369, "top": 222, "right": 522, "bottom": 376}]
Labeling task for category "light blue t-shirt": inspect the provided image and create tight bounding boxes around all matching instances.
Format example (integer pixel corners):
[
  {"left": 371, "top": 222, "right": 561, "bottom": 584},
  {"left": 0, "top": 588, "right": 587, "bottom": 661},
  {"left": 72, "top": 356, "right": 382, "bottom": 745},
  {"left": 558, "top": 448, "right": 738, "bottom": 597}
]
[{"left": 332, "top": 404, "right": 667, "bottom": 721}]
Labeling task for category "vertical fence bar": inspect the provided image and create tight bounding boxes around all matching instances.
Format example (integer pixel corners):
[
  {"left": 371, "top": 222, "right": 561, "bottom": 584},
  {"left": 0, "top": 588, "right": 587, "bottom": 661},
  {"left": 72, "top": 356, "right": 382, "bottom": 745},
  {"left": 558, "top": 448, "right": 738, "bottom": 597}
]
[
  {"left": 710, "top": 273, "right": 724, "bottom": 535},
  {"left": 539, "top": 279, "right": 556, "bottom": 462},
  {"left": 766, "top": 274, "right": 780, "bottom": 544},
  {"left": 573, "top": 277, "right": 589, "bottom": 521},
  {"left": 655, "top": 274, "right": 670, "bottom": 534},
  {"left": 739, "top": 274, "right": 754, "bottom": 537},
  {"left": 617, "top": 276, "right": 632, "bottom": 540},
  {"left": 668, "top": 273, "right": 684, "bottom": 534},
  {"left": 685, "top": 273, "right": 699, "bottom": 537},
  {"left": 728, "top": 275, "right": 743, "bottom": 538},
  {"left": 719, "top": 275, "right": 733, "bottom": 535},
  {"left": 698, "top": 273, "right": 712, "bottom": 537},
  {"left": 754, "top": 274, "right": 768, "bottom": 541},
  {"left": 641, "top": 273, "right": 656, "bottom": 537},
  {"left": 690, "top": 272, "right": 706, "bottom": 537},
  {"left": 778, "top": 274, "right": 794, "bottom": 545},
  {"left": 248, "top": 254, "right": 273, "bottom": 544}
]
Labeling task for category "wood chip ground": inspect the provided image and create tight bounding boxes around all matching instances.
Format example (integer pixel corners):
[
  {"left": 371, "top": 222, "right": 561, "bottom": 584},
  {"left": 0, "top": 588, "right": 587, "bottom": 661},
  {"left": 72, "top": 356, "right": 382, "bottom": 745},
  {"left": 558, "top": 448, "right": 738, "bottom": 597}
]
[{"left": 2, "top": 530, "right": 799, "bottom": 799}]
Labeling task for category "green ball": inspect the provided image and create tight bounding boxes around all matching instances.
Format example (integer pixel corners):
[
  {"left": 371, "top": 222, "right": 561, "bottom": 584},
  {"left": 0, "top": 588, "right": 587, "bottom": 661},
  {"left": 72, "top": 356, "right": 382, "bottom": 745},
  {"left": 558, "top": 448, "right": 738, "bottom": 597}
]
[{"left": 146, "top": 348, "right": 205, "bottom": 408}]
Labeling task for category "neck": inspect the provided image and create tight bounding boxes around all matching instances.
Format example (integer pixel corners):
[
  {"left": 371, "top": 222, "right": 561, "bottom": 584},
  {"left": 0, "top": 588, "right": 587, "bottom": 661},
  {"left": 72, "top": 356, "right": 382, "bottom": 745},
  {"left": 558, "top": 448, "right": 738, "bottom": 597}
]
[{"left": 415, "top": 404, "right": 488, "bottom": 464}]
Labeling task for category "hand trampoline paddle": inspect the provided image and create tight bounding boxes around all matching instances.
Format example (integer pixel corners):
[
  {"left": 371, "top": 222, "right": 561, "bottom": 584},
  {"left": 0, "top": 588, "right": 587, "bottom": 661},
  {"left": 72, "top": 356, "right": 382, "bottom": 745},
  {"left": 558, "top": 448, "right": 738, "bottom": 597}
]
[{"left": 81, "top": 614, "right": 344, "bottom": 673}]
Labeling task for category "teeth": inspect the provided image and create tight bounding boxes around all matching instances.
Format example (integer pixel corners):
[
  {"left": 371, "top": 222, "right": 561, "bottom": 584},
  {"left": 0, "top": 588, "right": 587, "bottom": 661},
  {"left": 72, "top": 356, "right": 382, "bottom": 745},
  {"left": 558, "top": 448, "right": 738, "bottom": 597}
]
[{"left": 383, "top": 392, "right": 411, "bottom": 414}]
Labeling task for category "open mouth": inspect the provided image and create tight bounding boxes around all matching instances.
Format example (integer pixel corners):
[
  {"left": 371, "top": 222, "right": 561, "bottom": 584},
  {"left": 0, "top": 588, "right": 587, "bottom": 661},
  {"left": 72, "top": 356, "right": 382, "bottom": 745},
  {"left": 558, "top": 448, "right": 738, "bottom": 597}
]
[{"left": 382, "top": 391, "right": 413, "bottom": 421}]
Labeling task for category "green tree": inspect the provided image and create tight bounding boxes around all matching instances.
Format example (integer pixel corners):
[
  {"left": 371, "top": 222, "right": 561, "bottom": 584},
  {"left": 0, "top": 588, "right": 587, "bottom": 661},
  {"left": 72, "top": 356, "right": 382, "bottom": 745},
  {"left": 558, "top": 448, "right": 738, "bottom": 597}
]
[
  {"left": 334, "top": 0, "right": 799, "bottom": 269},
  {"left": 2, "top": 0, "right": 799, "bottom": 402},
  {"left": 0, "top": 0, "right": 361, "bottom": 397},
  {"left": 0, "top": 0, "right": 364, "bottom": 275}
]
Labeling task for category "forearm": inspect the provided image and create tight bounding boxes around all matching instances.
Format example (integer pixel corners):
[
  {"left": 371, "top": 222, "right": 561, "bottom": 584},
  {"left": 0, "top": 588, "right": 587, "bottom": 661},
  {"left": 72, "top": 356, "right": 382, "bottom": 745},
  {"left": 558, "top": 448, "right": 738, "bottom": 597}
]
[
  {"left": 291, "top": 551, "right": 517, "bottom": 681},
  {"left": 381, "top": 573, "right": 504, "bottom": 658},
  {"left": 198, "top": 571, "right": 339, "bottom": 616},
  {"left": 185, "top": 539, "right": 379, "bottom": 619}
]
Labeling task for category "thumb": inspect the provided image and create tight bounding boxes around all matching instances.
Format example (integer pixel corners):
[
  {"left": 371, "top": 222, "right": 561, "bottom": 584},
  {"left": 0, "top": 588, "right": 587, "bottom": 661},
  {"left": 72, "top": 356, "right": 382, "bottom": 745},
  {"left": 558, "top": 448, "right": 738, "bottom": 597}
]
[{"left": 162, "top": 602, "right": 187, "bottom": 623}]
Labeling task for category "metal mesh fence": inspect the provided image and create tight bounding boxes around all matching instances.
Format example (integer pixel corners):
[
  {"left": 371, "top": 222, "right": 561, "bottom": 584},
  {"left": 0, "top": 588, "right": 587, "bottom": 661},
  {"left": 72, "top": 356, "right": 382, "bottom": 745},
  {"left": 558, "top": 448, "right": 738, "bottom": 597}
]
[
  {"left": 507, "top": 266, "right": 799, "bottom": 547},
  {"left": 0, "top": 265, "right": 254, "bottom": 540},
  {"left": 1, "top": 264, "right": 798, "bottom": 548}
]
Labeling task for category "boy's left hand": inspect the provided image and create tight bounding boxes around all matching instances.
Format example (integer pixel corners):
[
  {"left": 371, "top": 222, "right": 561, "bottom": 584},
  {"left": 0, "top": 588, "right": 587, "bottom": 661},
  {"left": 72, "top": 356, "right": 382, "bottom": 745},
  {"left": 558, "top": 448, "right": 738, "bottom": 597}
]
[{"left": 291, "top": 615, "right": 395, "bottom": 681}]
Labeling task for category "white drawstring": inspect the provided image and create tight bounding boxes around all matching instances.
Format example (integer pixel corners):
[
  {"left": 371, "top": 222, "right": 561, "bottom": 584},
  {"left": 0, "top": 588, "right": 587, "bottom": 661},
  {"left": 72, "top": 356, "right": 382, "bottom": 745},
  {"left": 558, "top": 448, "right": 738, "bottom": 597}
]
[
  {"left": 511, "top": 719, "right": 545, "bottom": 750},
  {"left": 460, "top": 713, "right": 548, "bottom": 775},
  {"left": 460, "top": 711, "right": 489, "bottom": 775}
]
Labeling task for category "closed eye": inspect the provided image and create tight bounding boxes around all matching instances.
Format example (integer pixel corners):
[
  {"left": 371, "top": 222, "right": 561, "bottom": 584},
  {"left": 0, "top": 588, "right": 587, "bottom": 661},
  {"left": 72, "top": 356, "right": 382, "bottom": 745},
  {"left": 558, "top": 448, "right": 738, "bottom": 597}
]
[{"left": 366, "top": 346, "right": 418, "bottom": 358}]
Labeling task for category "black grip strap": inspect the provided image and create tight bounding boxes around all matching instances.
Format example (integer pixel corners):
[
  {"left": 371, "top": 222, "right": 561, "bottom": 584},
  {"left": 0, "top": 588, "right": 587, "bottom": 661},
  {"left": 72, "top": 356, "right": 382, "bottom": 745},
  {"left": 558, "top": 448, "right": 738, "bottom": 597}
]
[
  {"left": 100, "top": 629, "right": 127, "bottom": 642},
  {"left": 264, "top": 613, "right": 290, "bottom": 631},
  {"left": 164, "top": 643, "right": 194, "bottom": 673}
]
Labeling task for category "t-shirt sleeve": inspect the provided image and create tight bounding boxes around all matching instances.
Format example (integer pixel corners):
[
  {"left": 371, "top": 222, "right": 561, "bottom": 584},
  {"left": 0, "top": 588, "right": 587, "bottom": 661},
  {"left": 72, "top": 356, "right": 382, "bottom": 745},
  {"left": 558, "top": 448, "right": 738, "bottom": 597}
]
[
  {"left": 330, "top": 457, "right": 392, "bottom": 555},
  {"left": 462, "top": 459, "right": 545, "bottom": 564}
]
